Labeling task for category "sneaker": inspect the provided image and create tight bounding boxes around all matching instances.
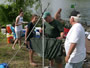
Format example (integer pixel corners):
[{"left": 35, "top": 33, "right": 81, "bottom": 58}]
[{"left": 84, "top": 58, "right": 88, "bottom": 62}]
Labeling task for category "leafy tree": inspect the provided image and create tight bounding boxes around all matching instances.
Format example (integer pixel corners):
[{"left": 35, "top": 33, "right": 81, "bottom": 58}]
[{"left": 0, "top": 0, "right": 40, "bottom": 26}]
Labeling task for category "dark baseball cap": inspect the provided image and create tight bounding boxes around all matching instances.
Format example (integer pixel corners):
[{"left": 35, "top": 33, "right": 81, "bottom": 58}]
[{"left": 69, "top": 10, "right": 80, "bottom": 18}]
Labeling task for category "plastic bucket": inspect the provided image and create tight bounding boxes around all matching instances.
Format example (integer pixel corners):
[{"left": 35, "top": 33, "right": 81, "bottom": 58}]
[
  {"left": 0, "top": 65, "right": 4, "bottom": 68},
  {"left": 35, "top": 27, "right": 41, "bottom": 32},
  {"left": 1, "top": 28, "right": 6, "bottom": 34},
  {"left": 6, "top": 24, "right": 12, "bottom": 33},
  {"left": 0, "top": 63, "right": 9, "bottom": 68}
]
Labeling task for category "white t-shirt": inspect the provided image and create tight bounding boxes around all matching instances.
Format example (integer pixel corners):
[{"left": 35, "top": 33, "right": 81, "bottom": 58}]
[
  {"left": 64, "top": 23, "right": 86, "bottom": 63},
  {"left": 15, "top": 16, "right": 23, "bottom": 31}
]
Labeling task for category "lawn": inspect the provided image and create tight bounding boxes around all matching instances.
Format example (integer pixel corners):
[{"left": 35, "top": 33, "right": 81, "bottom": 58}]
[
  {"left": 0, "top": 33, "right": 66, "bottom": 68},
  {"left": 0, "top": 33, "right": 89, "bottom": 68},
  {"left": 0, "top": 33, "right": 43, "bottom": 68}
]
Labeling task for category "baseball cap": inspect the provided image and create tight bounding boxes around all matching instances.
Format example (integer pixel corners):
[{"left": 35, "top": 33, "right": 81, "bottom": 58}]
[
  {"left": 69, "top": 10, "right": 80, "bottom": 18},
  {"left": 42, "top": 12, "right": 51, "bottom": 19}
]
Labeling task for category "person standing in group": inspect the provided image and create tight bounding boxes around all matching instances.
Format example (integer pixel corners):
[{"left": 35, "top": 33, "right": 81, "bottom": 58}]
[
  {"left": 12, "top": 9, "right": 24, "bottom": 50},
  {"left": 25, "top": 14, "right": 38, "bottom": 66},
  {"left": 43, "top": 12, "right": 64, "bottom": 68},
  {"left": 64, "top": 10, "right": 86, "bottom": 68}
]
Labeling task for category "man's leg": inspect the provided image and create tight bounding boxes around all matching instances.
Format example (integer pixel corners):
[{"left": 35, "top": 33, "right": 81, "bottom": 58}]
[
  {"left": 12, "top": 31, "right": 20, "bottom": 49},
  {"left": 49, "top": 60, "right": 54, "bottom": 67},
  {"left": 28, "top": 41, "right": 37, "bottom": 66},
  {"left": 12, "top": 39, "right": 18, "bottom": 50},
  {"left": 18, "top": 30, "right": 23, "bottom": 49},
  {"left": 58, "top": 63, "right": 63, "bottom": 68},
  {"left": 55, "top": 57, "right": 63, "bottom": 68},
  {"left": 29, "top": 49, "right": 33, "bottom": 63},
  {"left": 18, "top": 38, "right": 21, "bottom": 49}
]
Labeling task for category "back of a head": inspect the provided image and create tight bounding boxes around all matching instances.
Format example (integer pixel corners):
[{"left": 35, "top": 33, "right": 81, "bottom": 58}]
[
  {"left": 69, "top": 10, "right": 80, "bottom": 18},
  {"left": 70, "top": 10, "right": 81, "bottom": 22}
]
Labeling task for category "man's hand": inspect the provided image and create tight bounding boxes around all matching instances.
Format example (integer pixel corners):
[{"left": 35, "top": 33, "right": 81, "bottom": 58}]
[
  {"left": 25, "top": 40, "right": 28, "bottom": 45},
  {"left": 22, "top": 22, "right": 28, "bottom": 24},
  {"left": 39, "top": 29, "right": 42, "bottom": 33},
  {"left": 65, "top": 55, "right": 70, "bottom": 63},
  {"left": 56, "top": 37, "right": 63, "bottom": 40}
]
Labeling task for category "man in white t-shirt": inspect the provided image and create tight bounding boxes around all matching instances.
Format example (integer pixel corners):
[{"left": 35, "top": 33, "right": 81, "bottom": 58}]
[
  {"left": 12, "top": 9, "right": 24, "bottom": 50},
  {"left": 64, "top": 10, "right": 86, "bottom": 68}
]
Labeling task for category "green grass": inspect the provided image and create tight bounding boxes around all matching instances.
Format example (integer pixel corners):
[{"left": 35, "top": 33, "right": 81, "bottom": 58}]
[
  {"left": 0, "top": 33, "right": 89, "bottom": 68},
  {"left": 0, "top": 32, "right": 6, "bottom": 41},
  {"left": 0, "top": 33, "right": 65, "bottom": 68},
  {"left": 0, "top": 35, "right": 43, "bottom": 68}
]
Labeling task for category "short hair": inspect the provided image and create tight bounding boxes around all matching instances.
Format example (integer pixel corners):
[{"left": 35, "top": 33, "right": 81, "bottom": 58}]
[{"left": 31, "top": 14, "right": 38, "bottom": 20}]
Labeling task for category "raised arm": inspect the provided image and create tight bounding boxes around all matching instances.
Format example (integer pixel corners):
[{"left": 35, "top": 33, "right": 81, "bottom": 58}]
[{"left": 54, "top": 8, "right": 62, "bottom": 20}]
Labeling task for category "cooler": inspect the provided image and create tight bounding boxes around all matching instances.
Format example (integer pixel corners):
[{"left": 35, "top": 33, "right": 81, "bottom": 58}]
[{"left": 7, "top": 33, "right": 13, "bottom": 44}]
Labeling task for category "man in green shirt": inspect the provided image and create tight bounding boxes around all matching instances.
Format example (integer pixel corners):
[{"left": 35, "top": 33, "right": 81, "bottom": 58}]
[{"left": 43, "top": 12, "right": 64, "bottom": 68}]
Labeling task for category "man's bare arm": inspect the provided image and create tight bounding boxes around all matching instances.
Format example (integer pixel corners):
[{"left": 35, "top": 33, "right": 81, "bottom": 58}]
[
  {"left": 56, "top": 32, "right": 64, "bottom": 40},
  {"left": 54, "top": 8, "right": 62, "bottom": 20},
  {"left": 25, "top": 28, "right": 29, "bottom": 41},
  {"left": 67, "top": 43, "right": 76, "bottom": 56},
  {"left": 65, "top": 43, "right": 76, "bottom": 63}
]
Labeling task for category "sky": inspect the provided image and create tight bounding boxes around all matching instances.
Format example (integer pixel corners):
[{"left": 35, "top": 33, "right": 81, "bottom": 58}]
[{"left": 0, "top": 0, "right": 10, "bottom": 4}]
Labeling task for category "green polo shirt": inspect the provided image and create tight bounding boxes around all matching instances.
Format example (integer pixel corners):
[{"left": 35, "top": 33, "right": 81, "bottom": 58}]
[{"left": 44, "top": 19, "right": 64, "bottom": 38}]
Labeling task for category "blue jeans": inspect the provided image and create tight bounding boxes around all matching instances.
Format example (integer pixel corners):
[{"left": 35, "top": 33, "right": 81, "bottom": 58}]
[{"left": 65, "top": 61, "right": 84, "bottom": 68}]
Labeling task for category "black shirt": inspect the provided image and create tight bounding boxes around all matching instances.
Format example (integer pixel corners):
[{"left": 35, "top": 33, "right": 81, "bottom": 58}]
[{"left": 27, "top": 22, "right": 34, "bottom": 41}]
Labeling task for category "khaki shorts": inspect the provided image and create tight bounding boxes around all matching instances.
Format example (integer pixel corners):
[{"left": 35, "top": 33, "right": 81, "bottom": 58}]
[{"left": 15, "top": 30, "right": 23, "bottom": 39}]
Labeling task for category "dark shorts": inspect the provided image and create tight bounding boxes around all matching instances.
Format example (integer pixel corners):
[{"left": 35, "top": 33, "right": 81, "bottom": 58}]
[
  {"left": 55, "top": 56, "right": 63, "bottom": 64},
  {"left": 27, "top": 40, "right": 33, "bottom": 50}
]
